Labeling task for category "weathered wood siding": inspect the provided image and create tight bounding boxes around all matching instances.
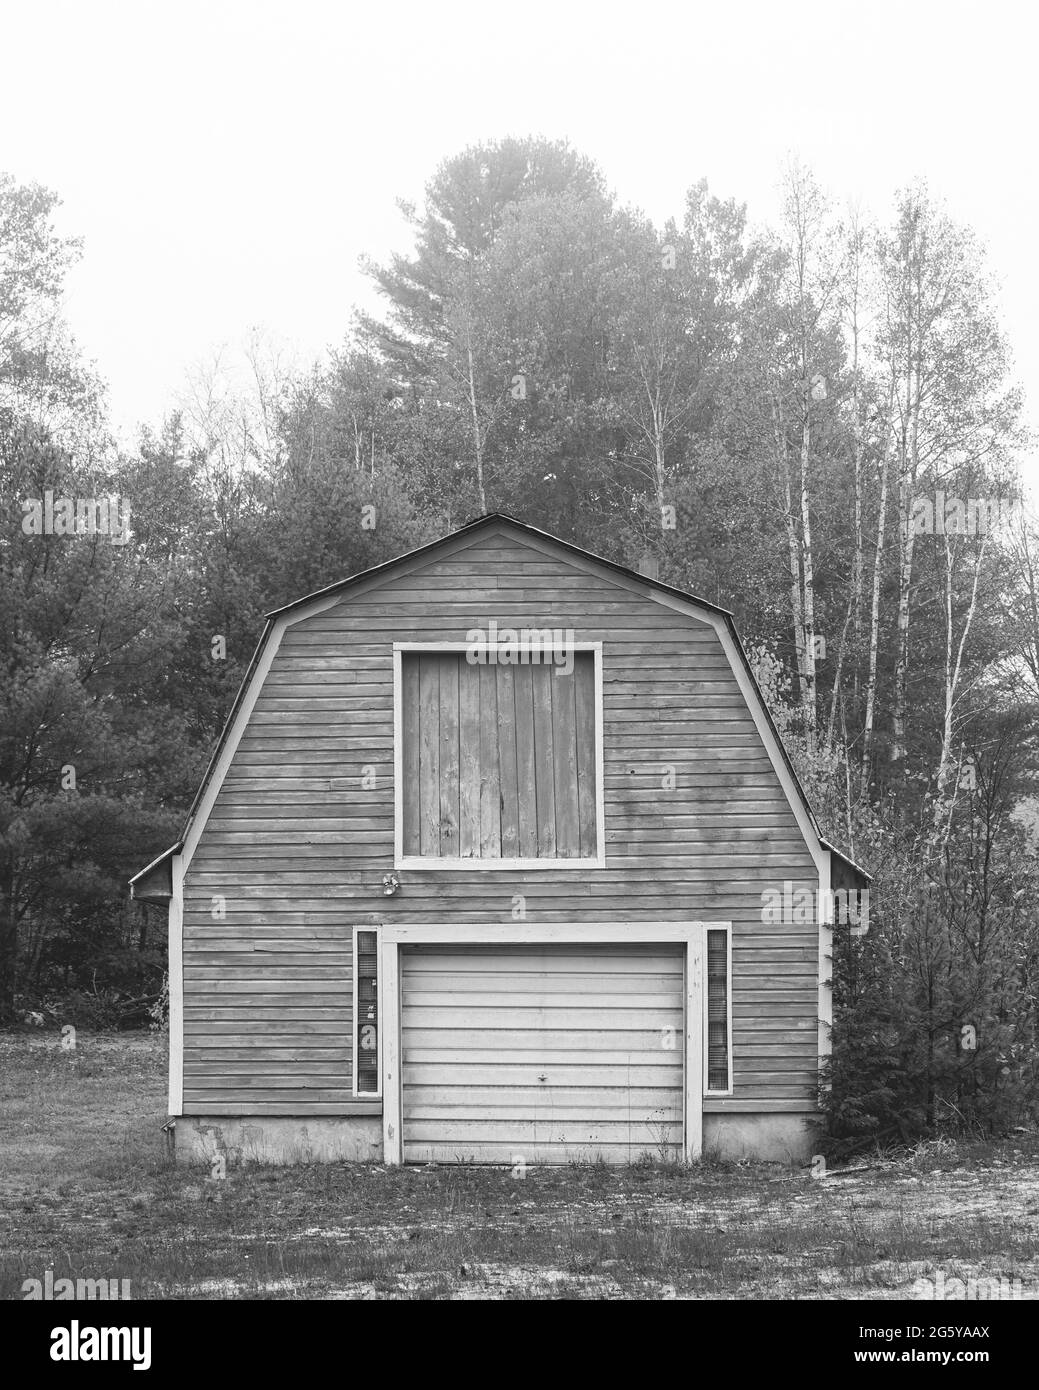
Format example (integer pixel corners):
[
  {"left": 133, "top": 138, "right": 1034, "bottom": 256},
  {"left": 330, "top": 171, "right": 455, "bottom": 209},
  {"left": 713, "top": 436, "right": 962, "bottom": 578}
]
[{"left": 181, "top": 527, "right": 818, "bottom": 1116}]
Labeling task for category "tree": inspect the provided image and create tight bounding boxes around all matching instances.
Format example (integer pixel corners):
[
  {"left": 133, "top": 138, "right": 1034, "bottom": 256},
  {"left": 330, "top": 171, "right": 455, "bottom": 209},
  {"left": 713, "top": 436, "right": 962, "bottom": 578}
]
[
  {"left": 362, "top": 138, "right": 609, "bottom": 515},
  {"left": 0, "top": 173, "right": 82, "bottom": 357},
  {"left": 600, "top": 184, "right": 752, "bottom": 565},
  {"left": 877, "top": 185, "right": 1021, "bottom": 772},
  {"left": 0, "top": 416, "right": 187, "bottom": 1019}
]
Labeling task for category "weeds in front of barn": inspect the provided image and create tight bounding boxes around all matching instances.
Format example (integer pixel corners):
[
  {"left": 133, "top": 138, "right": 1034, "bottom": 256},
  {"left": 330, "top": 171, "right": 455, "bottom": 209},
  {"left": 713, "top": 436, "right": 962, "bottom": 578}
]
[{"left": 1, "top": 1033, "right": 1037, "bottom": 1300}]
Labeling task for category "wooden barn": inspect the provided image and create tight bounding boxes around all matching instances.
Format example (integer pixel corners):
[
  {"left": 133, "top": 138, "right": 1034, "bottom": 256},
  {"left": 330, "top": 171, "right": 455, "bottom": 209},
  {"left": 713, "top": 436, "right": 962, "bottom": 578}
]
[{"left": 130, "top": 514, "right": 868, "bottom": 1166}]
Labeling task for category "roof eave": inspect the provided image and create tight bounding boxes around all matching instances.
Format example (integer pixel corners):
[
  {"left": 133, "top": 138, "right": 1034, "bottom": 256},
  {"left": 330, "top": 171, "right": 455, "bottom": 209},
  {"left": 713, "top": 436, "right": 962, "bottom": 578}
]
[
  {"left": 263, "top": 512, "right": 736, "bottom": 623},
  {"left": 821, "top": 837, "right": 874, "bottom": 885},
  {"left": 129, "top": 842, "right": 182, "bottom": 901}
]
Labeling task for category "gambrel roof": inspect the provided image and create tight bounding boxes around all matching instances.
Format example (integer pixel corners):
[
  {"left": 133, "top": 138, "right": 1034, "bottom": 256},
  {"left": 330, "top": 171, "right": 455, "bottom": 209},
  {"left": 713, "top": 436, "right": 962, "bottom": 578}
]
[{"left": 130, "top": 512, "right": 870, "bottom": 901}]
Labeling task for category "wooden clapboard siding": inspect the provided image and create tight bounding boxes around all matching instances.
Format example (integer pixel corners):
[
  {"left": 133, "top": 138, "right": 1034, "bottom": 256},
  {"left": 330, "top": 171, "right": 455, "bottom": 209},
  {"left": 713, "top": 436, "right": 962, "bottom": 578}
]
[
  {"left": 399, "top": 652, "right": 595, "bottom": 860},
  {"left": 401, "top": 945, "right": 684, "bottom": 1163},
  {"left": 180, "top": 524, "right": 819, "bottom": 1114}
]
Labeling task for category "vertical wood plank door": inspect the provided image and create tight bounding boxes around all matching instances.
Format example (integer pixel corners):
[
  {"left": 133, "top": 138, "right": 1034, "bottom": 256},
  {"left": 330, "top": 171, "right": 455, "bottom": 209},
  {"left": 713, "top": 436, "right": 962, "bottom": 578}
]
[
  {"left": 400, "top": 652, "right": 597, "bottom": 861},
  {"left": 400, "top": 945, "right": 686, "bottom": 1163}
]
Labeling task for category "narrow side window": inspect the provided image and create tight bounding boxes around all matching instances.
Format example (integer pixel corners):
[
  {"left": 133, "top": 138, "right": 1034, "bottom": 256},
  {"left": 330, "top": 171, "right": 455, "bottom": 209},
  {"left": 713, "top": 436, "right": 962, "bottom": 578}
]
[
  {"left": 353, "top": 928, "right": 380, "bottom": 1096},
  {"left": 706, "top": 928, "right": 731, "bottom": 1092}
]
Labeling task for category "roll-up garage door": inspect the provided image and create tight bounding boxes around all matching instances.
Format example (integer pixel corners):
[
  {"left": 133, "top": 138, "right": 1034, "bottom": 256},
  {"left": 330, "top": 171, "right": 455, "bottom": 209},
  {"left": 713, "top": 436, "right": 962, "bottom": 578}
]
[{"left": 401, "top": 943, "right": 685, "bottom": 1163}]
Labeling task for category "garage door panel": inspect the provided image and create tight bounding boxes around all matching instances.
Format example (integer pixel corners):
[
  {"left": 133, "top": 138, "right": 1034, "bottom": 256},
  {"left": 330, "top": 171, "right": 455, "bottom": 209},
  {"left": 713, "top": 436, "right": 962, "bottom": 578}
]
[
  {"left": 403, "top": 1031, "right": 679, "bottom": 1055},
  {"left": 405, "top": 1085, "right": 683, "bottom": 1111},
  {"left": 404, "top": 1119, "right": 682, "bottom": 1144},
  {"left": 404, "top": 1142, "right": 658, "bottom": 1165},
  {"left": 406, "top": 949, "right": 676, "bottom": 971},
  {"left": 406, "top": 1062, "right": 685, "bottom": 1086},
  {"left": 404, "top": 1043, "right": 683, "bottom": 1062},
  {"left": 405, "top": 964, "right": 681, "bottom": 979},
  {"left": 407, "top": 968, "right": 681, "bottom": 988},
  {"left": 401, "top": 944, "right": 685, "bottom": 1163},
  {"left": 405, "top": 989, "right": 681, "bottom": 1008},
  {"left": 403, "top": 1006, "right": 681, "bottom": 1030}
]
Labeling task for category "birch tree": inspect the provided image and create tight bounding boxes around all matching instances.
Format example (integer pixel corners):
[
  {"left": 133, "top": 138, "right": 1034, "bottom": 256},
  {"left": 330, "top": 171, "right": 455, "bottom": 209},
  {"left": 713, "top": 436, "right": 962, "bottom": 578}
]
[
  {"left": 602, "top": 185, "right": 751, "bottom": 552},
  {"left": 877, "top": 185, "right": 1021, "bottom": 771},
  {"left": 741, "top": 165, "right": 844, "bottom": 742}
]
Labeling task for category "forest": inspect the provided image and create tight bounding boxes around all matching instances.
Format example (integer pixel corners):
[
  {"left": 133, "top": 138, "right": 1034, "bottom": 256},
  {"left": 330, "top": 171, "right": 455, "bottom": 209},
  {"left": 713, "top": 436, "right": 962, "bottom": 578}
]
[{"left": 1, "top": 136, "right": 1036, "bottom": 1146}]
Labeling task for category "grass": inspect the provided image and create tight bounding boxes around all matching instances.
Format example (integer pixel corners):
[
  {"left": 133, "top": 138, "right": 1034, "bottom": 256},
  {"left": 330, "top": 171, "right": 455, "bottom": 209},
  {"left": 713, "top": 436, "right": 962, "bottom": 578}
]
[{"left": 2, "top": 1031, "right": 1038, "bottom": 1299}]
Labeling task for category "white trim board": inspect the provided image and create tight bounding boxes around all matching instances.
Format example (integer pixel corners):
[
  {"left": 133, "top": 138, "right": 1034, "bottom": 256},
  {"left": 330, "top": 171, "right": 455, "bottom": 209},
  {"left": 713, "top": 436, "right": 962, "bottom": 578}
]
[
  {"left": 380, "top": 922, "right": 723, "bottom": 945},
  {"left": 392, "top": 641, "right": 606, "bottom": 870},
  {"left": 817, "top": 848, "right": 833, "bottom": 1070},
  {"left": 168, "top": 854, "right": 184, "bottom": 1116},
  {"left": 378, "top": 921, "right": 729, "bottom": 1166}
]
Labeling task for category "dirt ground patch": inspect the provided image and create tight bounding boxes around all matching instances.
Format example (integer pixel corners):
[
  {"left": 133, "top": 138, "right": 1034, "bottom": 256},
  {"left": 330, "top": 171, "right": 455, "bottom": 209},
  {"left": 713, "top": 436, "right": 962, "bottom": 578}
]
[{"left": 1, "top": 1032, "right": 1037, "bottom": 1300}]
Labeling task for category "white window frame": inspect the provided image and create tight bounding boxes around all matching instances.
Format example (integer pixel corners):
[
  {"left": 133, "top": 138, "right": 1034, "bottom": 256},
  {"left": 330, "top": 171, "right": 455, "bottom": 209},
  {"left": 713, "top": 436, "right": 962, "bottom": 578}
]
[
  {"left": 703, "top": 923, "right": 733, "bottom": 1096},
  {"left": 378, "top": 920, "right": 731, "bottom": 1165},
  {"left": 392, "top": 641, "right": 606, "bottom": 870},
  {"left": 352, "top": 925, "right": 382, "bottom": 1099}
]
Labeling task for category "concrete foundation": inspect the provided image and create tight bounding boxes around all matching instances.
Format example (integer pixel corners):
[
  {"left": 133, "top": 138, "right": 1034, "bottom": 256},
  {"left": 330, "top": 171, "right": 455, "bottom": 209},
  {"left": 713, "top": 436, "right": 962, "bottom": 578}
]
[
  {"left": 703, "top": 1112, "right": 818, "bottom": 1163},
  {"left": 175, "top": 1116, "right": 383, "bottom": 1166},
  {"left": 174, "top": 1111, "right": 818, "bottom": 1166}
]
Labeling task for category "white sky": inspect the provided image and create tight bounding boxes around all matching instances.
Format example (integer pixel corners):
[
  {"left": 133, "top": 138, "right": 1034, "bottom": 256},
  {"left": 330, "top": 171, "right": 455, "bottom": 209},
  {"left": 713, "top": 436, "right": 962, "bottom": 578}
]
[{"left": 1, "top": 0, "right": 1036, "bottom": 481}]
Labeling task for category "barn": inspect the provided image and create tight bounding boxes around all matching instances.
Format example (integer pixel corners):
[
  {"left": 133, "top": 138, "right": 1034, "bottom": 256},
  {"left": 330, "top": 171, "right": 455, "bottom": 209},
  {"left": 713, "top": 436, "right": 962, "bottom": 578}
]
[{"left": 130, "top": 514, "right": 869, "bottom": 1167}]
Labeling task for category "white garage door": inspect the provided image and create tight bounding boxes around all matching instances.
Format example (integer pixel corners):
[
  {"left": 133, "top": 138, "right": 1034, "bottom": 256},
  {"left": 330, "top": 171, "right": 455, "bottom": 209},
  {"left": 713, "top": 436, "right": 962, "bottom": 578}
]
[{"left": 401, "top": 944, "right": 685, "bottom": 1163}]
